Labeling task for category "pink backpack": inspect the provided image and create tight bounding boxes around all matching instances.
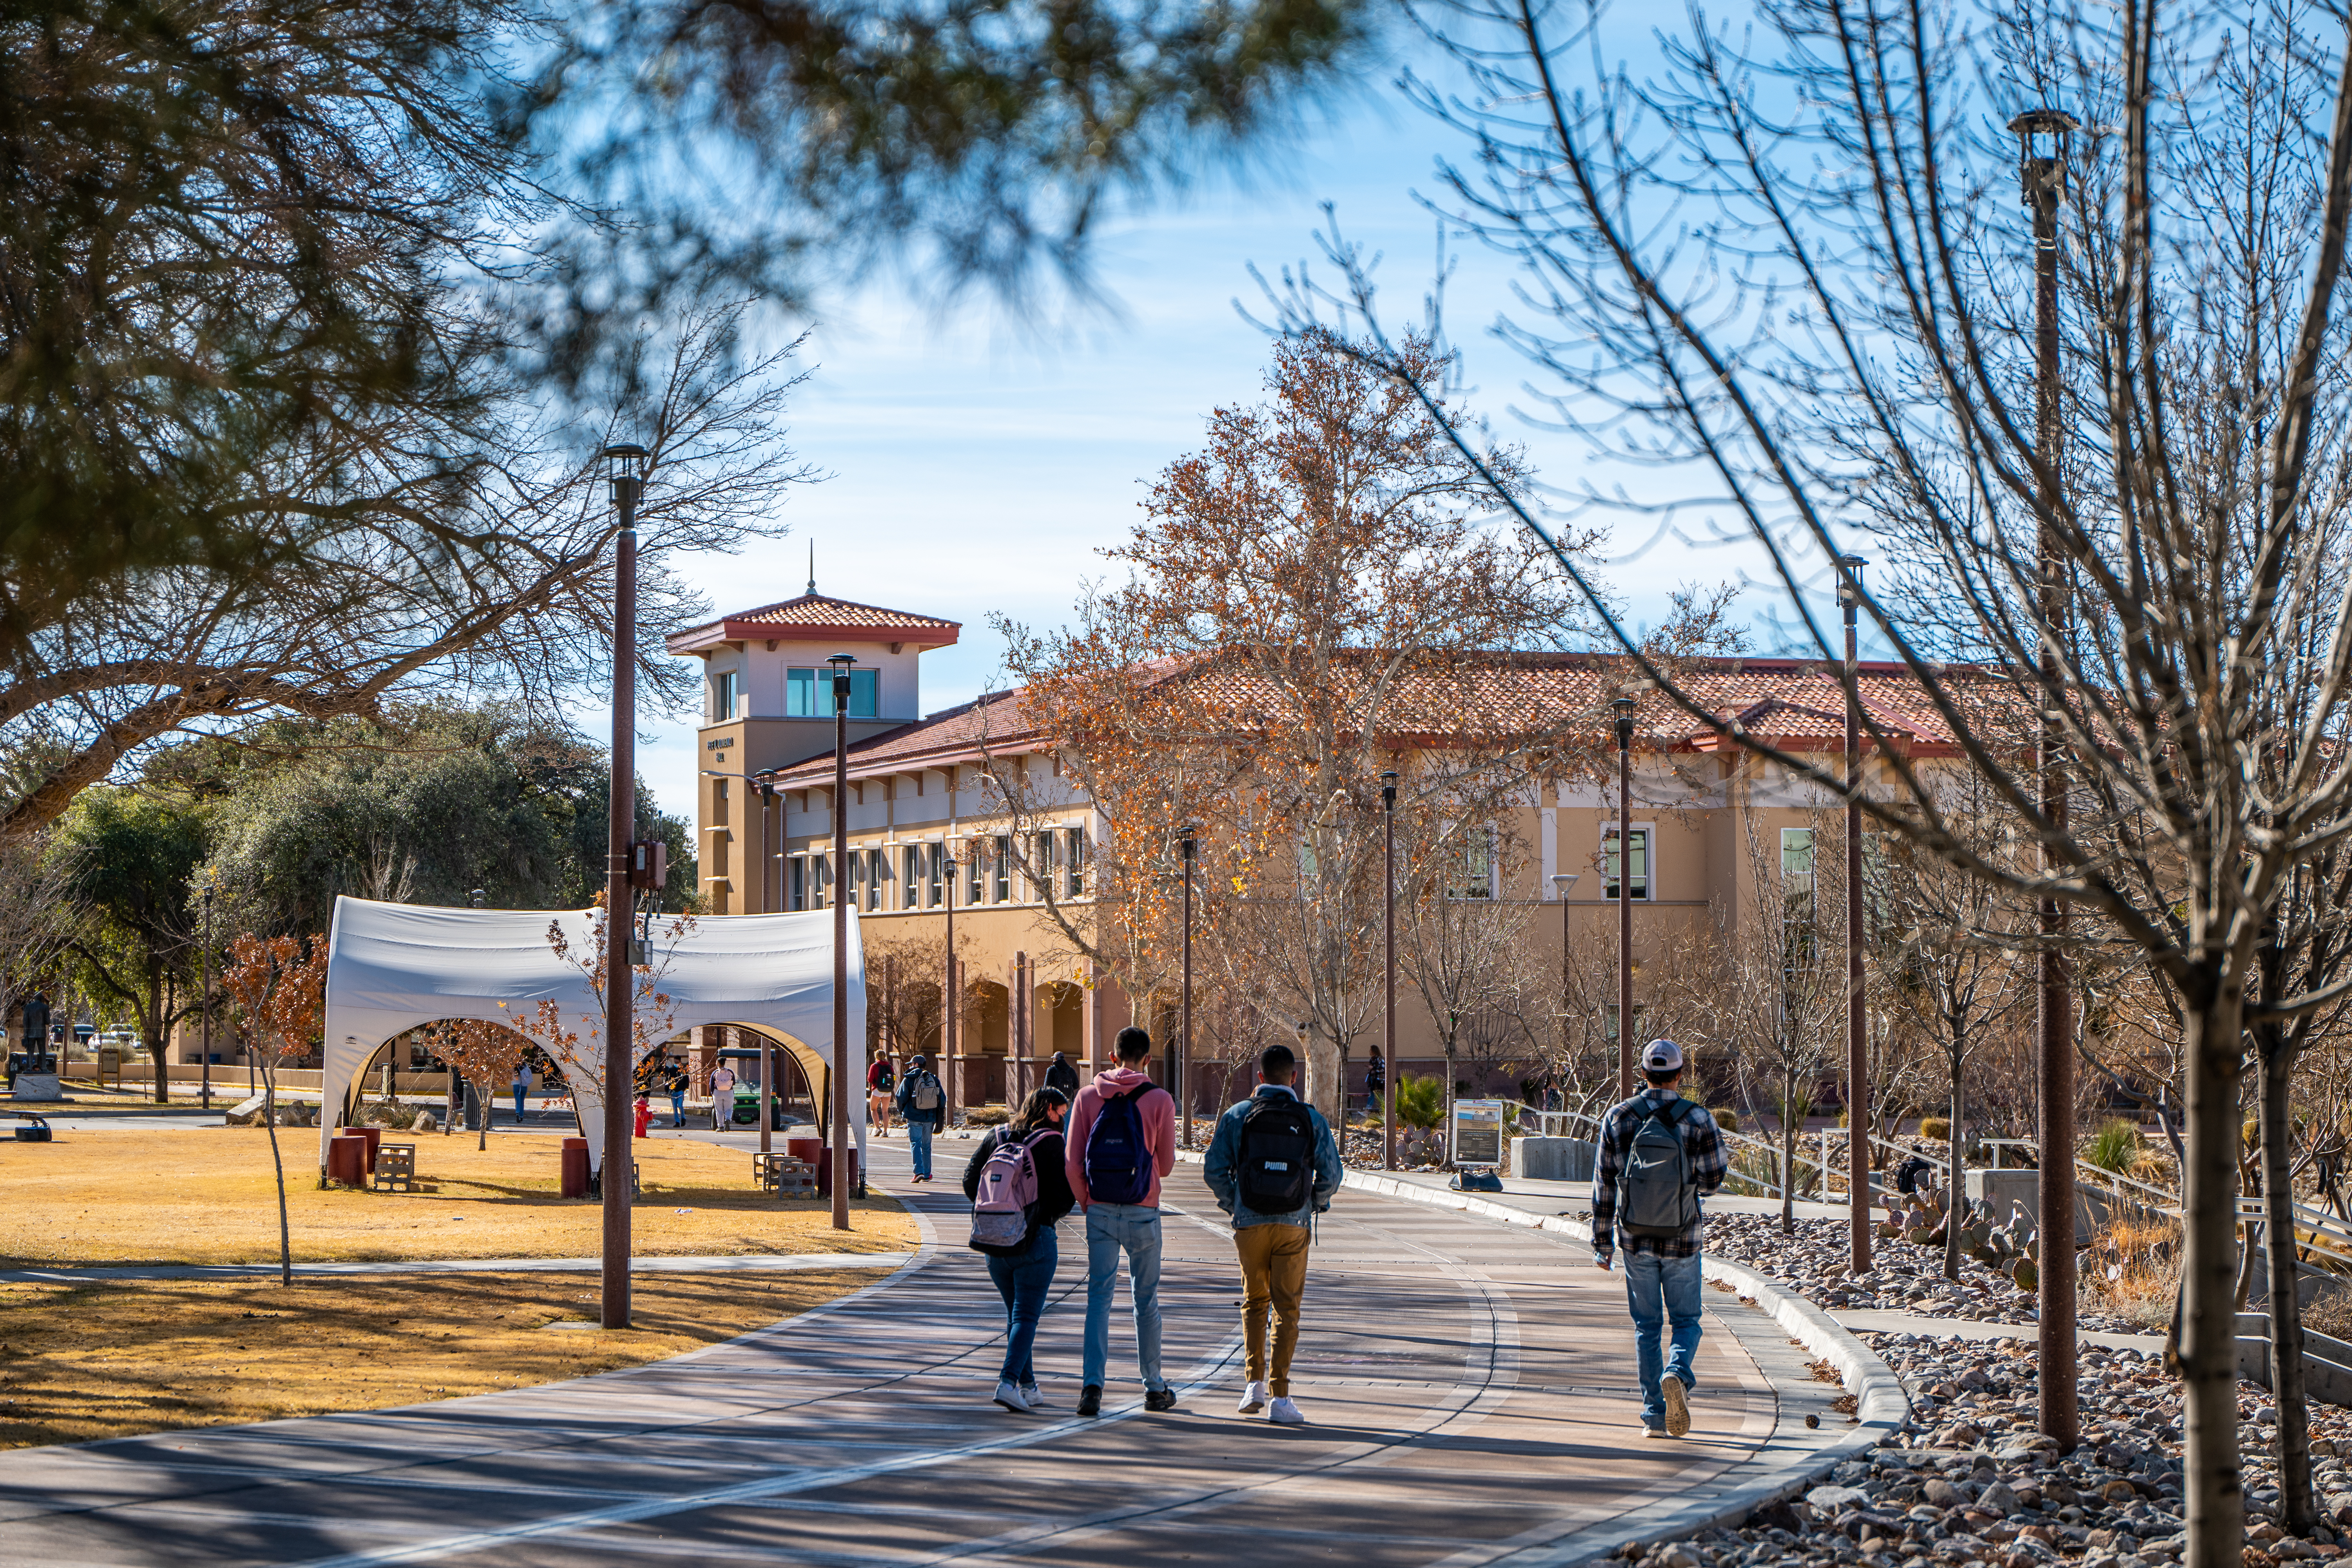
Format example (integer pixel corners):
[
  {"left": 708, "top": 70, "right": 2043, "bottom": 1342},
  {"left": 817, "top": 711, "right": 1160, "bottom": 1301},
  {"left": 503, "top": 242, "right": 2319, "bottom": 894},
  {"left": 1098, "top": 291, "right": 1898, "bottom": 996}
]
[{"left": 970, "top": 1130, "right": 1050, "bottom": 1248}]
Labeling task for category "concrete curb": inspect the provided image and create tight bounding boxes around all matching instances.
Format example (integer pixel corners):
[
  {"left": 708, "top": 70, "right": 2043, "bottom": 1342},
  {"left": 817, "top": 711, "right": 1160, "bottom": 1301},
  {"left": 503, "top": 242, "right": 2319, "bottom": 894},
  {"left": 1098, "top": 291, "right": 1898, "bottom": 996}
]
[{"left": 1334, "top": 1167, "right": 1912, "bottom": 1563}]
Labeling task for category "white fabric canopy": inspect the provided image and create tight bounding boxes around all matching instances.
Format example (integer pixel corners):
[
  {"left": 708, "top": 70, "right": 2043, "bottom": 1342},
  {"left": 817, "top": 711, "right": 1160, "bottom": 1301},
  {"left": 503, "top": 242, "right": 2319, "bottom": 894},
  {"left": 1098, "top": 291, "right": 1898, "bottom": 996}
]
[{"left": 318, "top": 896, "right": 867, "bottom": 1173}]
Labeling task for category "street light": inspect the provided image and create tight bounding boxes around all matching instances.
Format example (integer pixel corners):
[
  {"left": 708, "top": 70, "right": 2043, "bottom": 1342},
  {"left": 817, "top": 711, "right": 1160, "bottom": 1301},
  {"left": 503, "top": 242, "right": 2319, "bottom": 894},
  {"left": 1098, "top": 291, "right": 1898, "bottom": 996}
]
[
  {"left": 828, "top": 652, "right": 857, "bottom": 1227},
  {"left": 470, "top": 888, "right": 485, "bottom": 909},
  {"left": 1550, "top": 870, "right": 1578, "bottom": 1117},
  {"left": 1612, "top": 694, "right": 1637, "bottom": 1100},
  {"left": 200, "top": 884, "right": 214, "bottom": 1112},
  {"left": 755, "top": 769, "right": 779, "bottom": 913},
  {"left": 1381, "top": 771, "right": 1398, "bottom": 1171},
  {"left": 599, "top": 439, "right": 645, "bottom": 1332},
  {"left": 942, "top": 849, "right": 958, "bottom": 1123},
  {"left": 1839, "top": 553, "right": 1870, "bottom": 1276},
  {"left": 2011, "top": 102, "right": 2079, "bottom": 1450},
  {"left": 1179, "top": 827, "right": 1197, "bottom": 1150}
]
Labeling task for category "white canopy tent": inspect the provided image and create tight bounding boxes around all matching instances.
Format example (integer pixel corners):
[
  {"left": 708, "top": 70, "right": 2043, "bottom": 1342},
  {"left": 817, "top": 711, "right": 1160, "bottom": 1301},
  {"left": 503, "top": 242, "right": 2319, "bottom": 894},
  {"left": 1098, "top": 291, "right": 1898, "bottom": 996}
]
[{"left": 317, "top": 897, "right": 867, "bottom": 1173}]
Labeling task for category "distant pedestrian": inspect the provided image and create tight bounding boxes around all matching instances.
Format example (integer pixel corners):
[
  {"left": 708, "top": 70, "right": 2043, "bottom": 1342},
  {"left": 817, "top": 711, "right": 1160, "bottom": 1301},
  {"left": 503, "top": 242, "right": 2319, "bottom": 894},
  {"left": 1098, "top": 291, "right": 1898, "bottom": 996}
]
[
  {"left": 1043, "top": 1051, "right": 1080, "bottom": 1102},
  {"left": 1203, "top": 1043, "right": 1341, "bottom": 1425},
  {"left": 1592, "top": 1039, "right": 1726, "bottom": 1439},
  {"left": 633, "top": 1094, "right": 653, "bottom": 1139},
  {"left": 666, "top": 1062, "right": 688, "bottom": 1127},
  {"left": 868, "top": 1055, "right": 897, "bottom": 1137},
  {"left": 964, "top": 1086, "right": 1075, "bottom": 1412},
  {"left": 1363, "top": 1048, "right": 1385, "bottom": 1116},
  {"left": 512, "top": 1062, "right": 532, "bottom": 1123},
  {"left": 709, "top": 1062, "right": 737, "bottom": 1130},
  {"left": 896, "top": 1053, "right": 947, "bottom": 1182},
  {"left": 1065, "top": 1025, "right": 1178, "bottom": 1417}
]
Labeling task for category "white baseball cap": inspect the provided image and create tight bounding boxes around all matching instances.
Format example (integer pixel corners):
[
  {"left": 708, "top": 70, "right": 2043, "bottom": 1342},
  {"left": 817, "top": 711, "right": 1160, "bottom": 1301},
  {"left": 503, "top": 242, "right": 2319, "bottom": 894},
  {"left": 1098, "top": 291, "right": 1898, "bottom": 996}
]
[{"left": 1642, "top": 1038, "right": 1684, "bottom": 1073}]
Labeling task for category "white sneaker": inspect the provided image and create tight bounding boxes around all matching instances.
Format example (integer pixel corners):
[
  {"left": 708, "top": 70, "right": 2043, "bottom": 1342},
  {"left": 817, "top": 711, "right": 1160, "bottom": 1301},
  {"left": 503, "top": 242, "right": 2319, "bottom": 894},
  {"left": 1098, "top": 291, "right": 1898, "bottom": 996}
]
[
  {"left": 1267, "top": 1396, "right": 1305, "bottom": 1425},
  {"left": 1020, "top": 1382, "right": 1049, "bottom": 1408},
  {"left": 1662, "top": 1373, "right": 1690, "bottom": 1437},
  {"left": 992, "top": 1381, "right": 1031, "bottom": 1413},
  {"left": 1237, "top": 1380, "right": 1269, "bottom": 1414}
]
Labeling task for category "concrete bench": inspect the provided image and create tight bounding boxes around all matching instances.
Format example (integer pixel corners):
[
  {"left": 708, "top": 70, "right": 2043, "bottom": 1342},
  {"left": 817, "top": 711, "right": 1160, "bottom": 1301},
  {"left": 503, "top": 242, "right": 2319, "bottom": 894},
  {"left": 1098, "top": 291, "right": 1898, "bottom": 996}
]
[
  {"left": 754, "top": 1152, "right": 816, "bottom": 1198},
  {"left": 372, "top": 1143, "right": 418, "bottom": 1192}
]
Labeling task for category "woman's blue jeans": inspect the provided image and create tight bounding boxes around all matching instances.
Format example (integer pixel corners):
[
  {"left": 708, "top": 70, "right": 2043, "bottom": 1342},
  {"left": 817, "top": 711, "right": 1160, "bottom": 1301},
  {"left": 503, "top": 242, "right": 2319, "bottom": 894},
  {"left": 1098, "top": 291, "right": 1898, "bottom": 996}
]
[{"left": 987, "top": 1225, "right": 1059, "bottom": 1384}]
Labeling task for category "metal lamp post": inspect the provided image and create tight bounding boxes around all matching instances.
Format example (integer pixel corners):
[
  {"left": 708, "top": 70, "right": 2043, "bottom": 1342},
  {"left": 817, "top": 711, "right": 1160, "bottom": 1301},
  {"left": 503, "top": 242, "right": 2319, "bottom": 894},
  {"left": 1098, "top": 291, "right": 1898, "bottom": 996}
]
[
  {"left": 2013, "top": 103, "right": 2079, "bottom": 1451},
  {"left": 1180, "top": 827, "right": 1197, "bottom": 1151},
  {"left": 200, "top": 885, "right": 214, "bottom": 1112},
  {"left": 1613, "top": 694, "right": 1637, "bottom": 1099},
  {"left": 828, "top": 652, "right": 856, "bottom": 1229},
  {"left": 1381, "top": 770, "right": 1398, "bottom": 1172},
  {"left": 1839, "top": 553, "right": 1871, "bottom": 1276},
  {"left": 1551, "top": 871, "right": 1578, "bottom": 1112},
  {"left": 942, "top": 851, "right": 958, "bottom": 1124},
  {"left": 600, "top": 440, "right": 646, "bottom": 1332}
]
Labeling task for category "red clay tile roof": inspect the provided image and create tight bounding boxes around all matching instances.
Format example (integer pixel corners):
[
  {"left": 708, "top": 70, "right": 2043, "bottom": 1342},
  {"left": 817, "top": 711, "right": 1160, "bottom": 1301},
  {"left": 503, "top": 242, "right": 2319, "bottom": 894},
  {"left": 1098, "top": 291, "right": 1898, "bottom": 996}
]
[
  {"left": 665, "top": 593, "right": 961, "bottom": 653},
  {"left": 768, "top": 654, "right": 1994, "bottom": 786}
]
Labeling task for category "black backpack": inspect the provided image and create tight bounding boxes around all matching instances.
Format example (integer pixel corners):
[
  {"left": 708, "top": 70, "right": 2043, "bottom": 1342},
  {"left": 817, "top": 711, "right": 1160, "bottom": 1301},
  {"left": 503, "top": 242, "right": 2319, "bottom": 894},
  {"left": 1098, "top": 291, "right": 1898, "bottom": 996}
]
[{"left": 1237, "top": 1094, "right": 1317, "bottom": 1213}]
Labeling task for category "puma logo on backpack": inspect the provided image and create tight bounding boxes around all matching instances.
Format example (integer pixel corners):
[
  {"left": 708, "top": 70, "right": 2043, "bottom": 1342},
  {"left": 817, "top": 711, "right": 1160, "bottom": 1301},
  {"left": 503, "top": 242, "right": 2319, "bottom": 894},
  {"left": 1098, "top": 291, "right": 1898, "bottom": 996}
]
[
  {"left": 1237, "top": 1095, "right": 1316, "bottom": 1214},
  {"left": 1618, "top": 1100, "right": 1699, "bottom": 1238}
]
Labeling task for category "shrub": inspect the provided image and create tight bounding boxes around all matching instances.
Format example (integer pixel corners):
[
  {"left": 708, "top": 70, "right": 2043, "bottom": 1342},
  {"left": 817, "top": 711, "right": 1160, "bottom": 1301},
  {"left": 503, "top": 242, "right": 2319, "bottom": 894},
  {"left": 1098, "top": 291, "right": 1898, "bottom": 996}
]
[
  {"left": 1711, "top": 1108, "right": 1739, "bottom": 1133},
  {"left": 2083, "top": 1119, "right": 2145, "bottom": 1175},
  {"left": 964, "top": 1107, "right": 1009, "bottom": 1127},
  {"left": 1920, "top": 1116, "right": 1952, "bottom": 1141},
  {"left": 1394, "top": 1075, "right": 1445, "bottom": 1130}
]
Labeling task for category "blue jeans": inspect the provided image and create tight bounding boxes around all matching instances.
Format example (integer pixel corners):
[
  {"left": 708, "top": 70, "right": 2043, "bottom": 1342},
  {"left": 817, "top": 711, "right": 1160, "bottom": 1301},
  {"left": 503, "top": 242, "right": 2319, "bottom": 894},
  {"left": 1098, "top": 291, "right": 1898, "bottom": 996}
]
[
  {"left": 987, "top": 1226, "right": 1059, "bottom": 1383},
  {"left": 1623, "top": 1250, "right": 1704, "bottom": 1428},
  {"left": 908, "top": 1119, "right": 934, "bottom": 1178},
  {"left": 670, "top": 1091, "right": 685, "bottom": 1127},
  {"left": 513, "top": 1089, "right": 526, "bottom": 1121},
  {"left": 1082, "top": 1204, "right": 1164, "bottom": 1392}
]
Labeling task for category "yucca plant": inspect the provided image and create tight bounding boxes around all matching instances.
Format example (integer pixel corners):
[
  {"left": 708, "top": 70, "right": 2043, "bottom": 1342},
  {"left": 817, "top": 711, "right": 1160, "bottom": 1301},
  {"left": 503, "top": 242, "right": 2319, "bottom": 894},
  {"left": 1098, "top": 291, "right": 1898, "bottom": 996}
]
[{"left": 1394, "top": 1074, "right": 1446, "bottom": 1131}]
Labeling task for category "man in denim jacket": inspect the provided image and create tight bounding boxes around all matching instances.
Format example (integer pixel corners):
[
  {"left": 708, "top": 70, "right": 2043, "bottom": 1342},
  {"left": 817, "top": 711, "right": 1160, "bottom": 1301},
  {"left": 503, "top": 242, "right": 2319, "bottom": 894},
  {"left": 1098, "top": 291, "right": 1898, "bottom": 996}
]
[{"left": 1204, "top": 1043, "right": 1343, "bottom": 1426}]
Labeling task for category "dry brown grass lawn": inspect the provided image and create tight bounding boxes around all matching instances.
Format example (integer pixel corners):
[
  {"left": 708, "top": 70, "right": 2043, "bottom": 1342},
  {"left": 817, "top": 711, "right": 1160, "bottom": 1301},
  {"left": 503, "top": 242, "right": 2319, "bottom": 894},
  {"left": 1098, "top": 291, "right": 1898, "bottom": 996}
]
[
  {"left": 0, "top": 1129, "right": 918, "bottom": 1265},
  {"left": 0, "top": 1269, "right": 881, "bottom": 1448}
]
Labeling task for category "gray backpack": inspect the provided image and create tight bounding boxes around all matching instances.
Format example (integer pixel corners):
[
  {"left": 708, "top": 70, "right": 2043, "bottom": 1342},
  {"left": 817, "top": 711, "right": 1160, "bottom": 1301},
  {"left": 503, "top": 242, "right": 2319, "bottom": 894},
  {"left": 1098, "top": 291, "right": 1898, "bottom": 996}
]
[{"left": 1618, "top": 1101, "right": 1698, "bottom": 1238}]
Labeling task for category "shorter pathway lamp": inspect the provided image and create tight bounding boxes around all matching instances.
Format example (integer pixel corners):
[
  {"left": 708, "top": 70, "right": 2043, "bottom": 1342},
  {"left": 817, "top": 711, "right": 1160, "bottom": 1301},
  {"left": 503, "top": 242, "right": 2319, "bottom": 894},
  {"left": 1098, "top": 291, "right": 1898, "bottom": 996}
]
[
  {"left": 200, "top": 884, "right": 214, "bottom": 1112},
  {"left": 1612, "top": 694, "right": 1637, "bottom": 1099},
  {"left": 1180, "top": 827, "right": 1196, "bottom": 1151},
  {"left": 1381, "top": 771, "right": 1398, "bottom": 1171},
  {"left": 1551, "top": 871, "right": 1578, "bottom": 1113},
  {"left": 942, "top": 850, "right": 958, "bottom": 1122},
  {"left": 599, "top": 439, "right": 646, "bottom": 1331},
  {"left": 828, "top": 652, "right": 856, "bottom": 1227}
]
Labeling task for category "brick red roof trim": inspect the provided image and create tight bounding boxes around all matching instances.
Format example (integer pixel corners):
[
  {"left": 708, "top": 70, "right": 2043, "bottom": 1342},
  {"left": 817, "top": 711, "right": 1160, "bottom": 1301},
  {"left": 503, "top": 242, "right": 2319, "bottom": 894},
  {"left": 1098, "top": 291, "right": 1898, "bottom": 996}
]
[{"left": 665, "top": 593, "right": 962, "bottom": 654}]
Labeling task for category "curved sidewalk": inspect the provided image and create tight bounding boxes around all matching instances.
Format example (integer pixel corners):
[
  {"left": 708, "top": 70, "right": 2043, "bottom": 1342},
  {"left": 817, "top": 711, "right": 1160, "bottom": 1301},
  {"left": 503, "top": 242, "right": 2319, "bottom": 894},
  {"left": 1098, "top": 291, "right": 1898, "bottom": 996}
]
[{"left": 0, "top": 1145, "right": 1872, "bottom": 1567}]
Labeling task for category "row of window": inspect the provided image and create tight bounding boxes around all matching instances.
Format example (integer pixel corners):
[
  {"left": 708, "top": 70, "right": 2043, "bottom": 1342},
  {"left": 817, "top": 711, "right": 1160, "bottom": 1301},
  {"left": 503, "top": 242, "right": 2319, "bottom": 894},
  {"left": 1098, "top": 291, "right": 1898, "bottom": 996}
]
[
  {"left": 783, "top": 828, "right": 1090, "bottom": 913},
  {"left": 707, "top": 667, "right": 882, "bottom": 723}
]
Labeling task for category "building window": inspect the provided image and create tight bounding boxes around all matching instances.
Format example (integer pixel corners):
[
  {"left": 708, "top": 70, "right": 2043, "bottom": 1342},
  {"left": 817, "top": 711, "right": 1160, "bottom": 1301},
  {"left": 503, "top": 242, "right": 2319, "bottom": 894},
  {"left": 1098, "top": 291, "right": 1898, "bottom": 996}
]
[
  {"left": 785, "top": 667, "right": 814, "bottom": 717},
  {"left": 1029, "top": 831, "right": 1056, "bottom": 900},
  {"left": 1780, "top": 827, "right": 1814, "bottom": 879},
  {"left": 1449, "top": 828, "right": 1497, "bottom": 899},
  {"left": 902, "top": 846, "right": 921, "bottom": 910},
  {"left": 928, "top": 843, "right": 945, "bottom": 907},
  {"left": 1603, "top": 1003, "right": 1646, "bottom": 1042},
  {"left": 849, "top": 668, "right": 878, "bottom": 718},
  {"left": 993, "top": 835, "right": 1012, "bottom": 903},
  {"left": 1602, "top": 826, "right": 1650, "bottom": 901},
  {"left": 788, "top": 857, "right": 807, "bottom": 912},
  {"left": 966, "top": 843, "right": 985, "bottom": 905},
  {"left": 1065, "top": 827, "right": 1087, "bottom": 898},
  {"left": 711, "top": 670, "right": 738, "bottom": 722},
  {"left": 813, "top": 853, "right": 830, "bottom": 907}
]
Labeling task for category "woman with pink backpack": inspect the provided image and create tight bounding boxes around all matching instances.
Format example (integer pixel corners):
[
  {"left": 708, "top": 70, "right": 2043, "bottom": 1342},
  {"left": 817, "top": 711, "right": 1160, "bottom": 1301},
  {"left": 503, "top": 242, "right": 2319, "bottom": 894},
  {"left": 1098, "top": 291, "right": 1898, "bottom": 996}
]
[{"left": 962, "top": 1086, "right": 1075, "bottom": 1413}]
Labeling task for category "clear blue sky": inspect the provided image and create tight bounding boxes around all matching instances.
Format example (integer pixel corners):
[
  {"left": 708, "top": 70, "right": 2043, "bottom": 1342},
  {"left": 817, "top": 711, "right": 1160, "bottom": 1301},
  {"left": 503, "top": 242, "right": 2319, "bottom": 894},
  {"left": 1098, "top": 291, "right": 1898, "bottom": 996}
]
[{"left": 635, "top": 55, "right": 1797, "bottom": 824}]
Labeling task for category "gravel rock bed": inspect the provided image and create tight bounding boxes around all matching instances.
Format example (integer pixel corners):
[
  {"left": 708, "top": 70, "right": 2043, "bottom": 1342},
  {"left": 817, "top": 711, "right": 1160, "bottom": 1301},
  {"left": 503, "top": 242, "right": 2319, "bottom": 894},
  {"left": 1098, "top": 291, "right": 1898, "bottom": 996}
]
[
  {"left": 1622, "top": 1334, "right": 2352, "bottom": 1568},
  {"left": 1706, "top": 1213, "right": 2143, "bottom": 1336}
]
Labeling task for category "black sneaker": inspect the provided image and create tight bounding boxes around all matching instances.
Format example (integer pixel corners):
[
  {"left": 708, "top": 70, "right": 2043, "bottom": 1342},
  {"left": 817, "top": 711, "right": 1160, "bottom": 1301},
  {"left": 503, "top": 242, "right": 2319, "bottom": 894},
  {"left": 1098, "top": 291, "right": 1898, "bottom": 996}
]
[
  {"left": 1077, "top": 1385, "right": 1102, "bottom": 1417},
  {"left": 1144, "top": 1388, "right": 1177, "bottom": 1413}
]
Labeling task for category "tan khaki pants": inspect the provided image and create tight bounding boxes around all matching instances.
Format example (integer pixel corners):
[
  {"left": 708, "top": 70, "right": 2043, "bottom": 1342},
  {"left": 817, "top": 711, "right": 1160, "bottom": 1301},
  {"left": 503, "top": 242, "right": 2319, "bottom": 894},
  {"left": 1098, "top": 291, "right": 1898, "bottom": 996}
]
[{"left": 1235, "top": 1223, "right": 1311, "bottom": 1395}]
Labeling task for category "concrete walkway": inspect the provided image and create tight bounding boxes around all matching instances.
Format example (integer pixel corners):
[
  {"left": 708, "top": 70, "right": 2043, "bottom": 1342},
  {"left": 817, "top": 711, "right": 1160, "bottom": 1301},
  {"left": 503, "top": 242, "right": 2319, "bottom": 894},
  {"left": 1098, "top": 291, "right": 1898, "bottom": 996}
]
[{"left": 0, "top": 1148, "right": 1869, "bottom": 1567}]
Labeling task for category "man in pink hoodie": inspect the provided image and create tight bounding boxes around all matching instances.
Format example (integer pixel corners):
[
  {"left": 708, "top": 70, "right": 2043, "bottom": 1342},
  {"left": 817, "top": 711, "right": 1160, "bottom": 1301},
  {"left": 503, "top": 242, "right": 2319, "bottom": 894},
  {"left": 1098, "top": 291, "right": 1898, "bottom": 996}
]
[{"left": 1064, "top": 1025, "right": 1179, "bottom": 1417}]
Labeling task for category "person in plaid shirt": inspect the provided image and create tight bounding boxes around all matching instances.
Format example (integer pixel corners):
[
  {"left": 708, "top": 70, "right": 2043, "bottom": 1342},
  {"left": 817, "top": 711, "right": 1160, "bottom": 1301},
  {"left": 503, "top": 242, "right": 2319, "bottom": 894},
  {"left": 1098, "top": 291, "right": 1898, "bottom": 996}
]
[{"left": 1592, "top": 1039, "right": 1727, "bottom": 1438}]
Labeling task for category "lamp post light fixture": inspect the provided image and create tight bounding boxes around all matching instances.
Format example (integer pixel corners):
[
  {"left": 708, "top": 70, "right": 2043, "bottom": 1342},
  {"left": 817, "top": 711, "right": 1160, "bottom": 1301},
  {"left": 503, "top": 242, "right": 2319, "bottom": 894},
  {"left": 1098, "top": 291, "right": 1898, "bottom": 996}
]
[
  {"left": 599, "top": 440, "right": 646, "bottom": 1332},
  {"left": 200, "top": 884, "right": 214, "bottom": 1112},
  {"left": 1550, "top": 871, "right": 1578, "bottom": 1111},
  {"left": 2011, "top": 102, "right": 2079, "bottom": 1451},
  {"left": 1838, "top": 553, "right": 1871, "bottom": 1276},
  {"left": 470, "top": 888, "right": 486, "bottom": 909},
  {"left": 828, "top": 652, "right": 857, "bottom": 1227},
  {"left": 1180, "top": 827, "right": 1197, "bottom": 1152},
  {"left": 1612, "top": 694, "right": 1637, "bottom": 1100},
  {"left": 1381, "top": 771, "right": 1398, "bottom": 1171}
]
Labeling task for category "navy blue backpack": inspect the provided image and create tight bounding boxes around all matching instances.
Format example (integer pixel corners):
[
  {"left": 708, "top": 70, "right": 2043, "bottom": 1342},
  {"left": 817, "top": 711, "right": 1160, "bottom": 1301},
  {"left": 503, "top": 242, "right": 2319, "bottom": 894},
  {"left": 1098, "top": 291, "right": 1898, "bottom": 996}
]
[{"left": 1084, "top": 1086, "right": 1158, "bottom": 1204}]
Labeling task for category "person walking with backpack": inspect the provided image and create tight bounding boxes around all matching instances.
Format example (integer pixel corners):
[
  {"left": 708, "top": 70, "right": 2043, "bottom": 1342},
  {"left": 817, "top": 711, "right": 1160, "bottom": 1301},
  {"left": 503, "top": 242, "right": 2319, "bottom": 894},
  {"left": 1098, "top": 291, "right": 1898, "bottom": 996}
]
[
  {"left": 1064, "top": 1025, "right": 1178, "bottom": 1416},
  {"left": 1592, "top": 1039, "right": 1727, "bottom": 1439},
  {"left": 1203, "top": 1042, "right": 1342, "bottom": 1425},
  {"left": 964, "top": 1087, "right": 1076, "bottom": 1412},
  {"left": 1043, "top": 1051, "right": 1080, "bottom": 1102},
  {"left": 895, "top": 1053, "right": 947, "bottom": 1182}
]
